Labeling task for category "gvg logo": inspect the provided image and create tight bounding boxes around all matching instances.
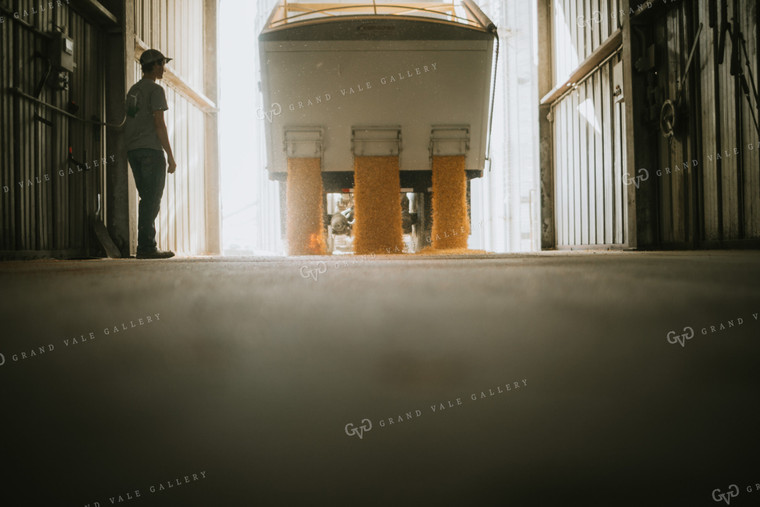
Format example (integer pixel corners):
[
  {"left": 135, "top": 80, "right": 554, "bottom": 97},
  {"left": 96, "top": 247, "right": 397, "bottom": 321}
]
[
  {"left": 665, "top": 312, "right": 755, "bottom": 349},
  {"left": 623, "top": 168, "right": 649, "bottom": 188},
  {"left": 712, "top": 485, "right": 740, "bottom": 505},
  {"left": 666, "top": 326, "right": 694, "bottom": 347},
  {"left": 255, "top": 102, "right": 281, "bottom": 123},
  {"left": 300, "top": 261, "right": 327, "bottom": 281},
  {"left": 344, "top": 419, "right": 372, "bottom": 440},
  {"left": 300, "top": 254, "right": 376, "bottom": 281}
]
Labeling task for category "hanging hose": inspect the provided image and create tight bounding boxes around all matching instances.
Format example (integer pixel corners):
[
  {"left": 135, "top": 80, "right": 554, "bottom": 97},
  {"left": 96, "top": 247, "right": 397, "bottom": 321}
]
[
  {"left": 485, "top": 27, "right": 499, "bottom": 172},
  {"left": 737, "top": 33, "right": 760, "bottom": 136},
  {"left": 719, "top": 21, "right": 760, "bottom": 137}
]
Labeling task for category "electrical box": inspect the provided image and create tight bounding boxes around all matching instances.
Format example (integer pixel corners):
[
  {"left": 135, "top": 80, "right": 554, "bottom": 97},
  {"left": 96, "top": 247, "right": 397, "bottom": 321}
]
[{"left": 50, "top": 31, "right": 75, "bottom": 73}]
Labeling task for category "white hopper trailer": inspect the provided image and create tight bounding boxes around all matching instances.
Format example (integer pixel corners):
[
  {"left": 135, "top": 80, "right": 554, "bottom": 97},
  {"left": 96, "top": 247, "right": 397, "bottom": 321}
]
[{"left": 258, "top": 0, "right": 498, "bottom": 253}]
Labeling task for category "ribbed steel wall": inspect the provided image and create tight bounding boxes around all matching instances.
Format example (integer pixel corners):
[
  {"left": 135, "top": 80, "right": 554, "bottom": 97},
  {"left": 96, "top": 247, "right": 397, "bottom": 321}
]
[
  {"left": 1, "top": 0, "right": 107, "bottom": 256},
  {"left": 553, "top": 54, "right": 627, "bottom": 247},
  {"left": 550, "top": 0, "right": 628, "bottom": 247},
  {"left": 655, "top": 0, "right": 759, "bottom": 245},
  {"left": 553, "top": 0, "right": 624, "bottom": 83},
  {"left": 132, "top": 0, "right": 208, "bottom": 255}
]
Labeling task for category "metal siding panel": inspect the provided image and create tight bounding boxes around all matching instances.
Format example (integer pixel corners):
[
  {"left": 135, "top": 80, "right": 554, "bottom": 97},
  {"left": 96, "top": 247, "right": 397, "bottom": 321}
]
[
  {"left": 180, "top": 97, "right": 187, "bottom": 254},
  {"left": 190, "top": 109, "right": 198, "bottom": 252},
  {"left": 741, "top": 0, "right": 759, "bottom": 237},
  {"left": 157, "top": 85, "right": 168, "bottom": 252},
  {"left": 161, "top": 0, "right": 168, "bottom": 56},
  {"left": 570, "top": 0, "right": 578, "bottom": 73},
  {"left": 177, "top": 94, "right": 184, "bottom": 252},
  {"left": 188, "top": 104, "right": 195, "bottom": 254},
  {"left": 556, "top": 0, "right": 565, "bottom": 82},
  {"left": 659, "top": 12, "right": 674, "bottom": 244},
  {"left": 561, "top": 99, "right": 569, "bottom": 245},
  {"left": 174, "top": 0, "right": 180, "bottom": 77},
  {"left": 557, "top": 0, "right": 563, "bottom": 81},
  {"left": 551, "top": 51, "right": 631, "bottom": 248},
  {"left": 581, "top": 76, "right": 596, "bottom": 245},
  {"left": 567, "top": 92, "right": 580, "bottom": 245},
  {"left": 591, "top": 0, "right": 600, "bottom": 51},
  {"left": 674, "top": 8, "right": 686, "bottom": 243},
  {"left": 721, "top": 1, "right": 738, "bottom": 239},
  {"left": 620, "top": 99, "right": 627, "bottom": 245},
  {"left": 587, "top": 76, "right": 597, "bottom": 244},
  {"left": 552, "top": 104, "right": 566, "bottom": 245},
  {"left": 556, "top": 101, "right": 565, "bottom": 244},
  {"left": 602, "top": 59, "right": 613, "bottom": 243},
  {"left": 179, "top": 96, "right": 187, "bottom": 253},
  {"left": 22, "top": 25, "right": 31, "bottom": 248},
  {"left": 594, "top": 71, "right": 604, "bottom": 243},
  {"left": 181, "top": 0, "right": 188, "bottom": 84},
  {"left": 555, "top": 101, "right": 568, "bottom": 245},
  {"left": 175, "top": 89, "right": 179, "bottom": 253},
  {"left": 194, "top": 108, "right": 200, "bottom": 252},
  {"left": 561, "top": 93, "right": 569, "bottom": 245},
  {"left": 555, "top": 102, "right": 561, "bottom": 246},
  {"left": 670, "top": 8, "right": 685, "bottom": 242},
  {"left": 699, "top": 0, "right": 719, "bottom": 241},
  {"left": 185, "top": 99, "right": 191, "bottom": 253},
  {"left": 613, "top": 75, "right": 623, "bottom": 244},
  {"left": 1, "top": 16, "right": 12, "bottom": 249},
  {"left": 168, "top": 0, "right": 175, "bottom": 62},
  {"left": 584, "top": 0, "right": 591, "bottom": 59},
  {"left": 190, "top": 0, "right": 197, "bottom": 88},
  {"left": 195, "top": 108, "right": 203, "bottom": 251},
  {"left": 167, "top": 85, "right": 176, "bottom": 254},
  {"left": 579, "top": 80, "right": 590, "bottom": 244},
  {"left": 151, "top": 0, "right": 158, "bottom": 48},
  {"left": 573, "top": 87, "right": 581, "bottom": 244},
  {"left": 167, "top": 86, "right": 176, "bottom": 251},
  {"left": 135, "top": 0, "right": 142, "bottom": 41},
  {"left": 143, "top": 0, "right": 150, "bottom": 44},
  {"left": 197, "top": 0, "right": 204, "bottom": 89}
]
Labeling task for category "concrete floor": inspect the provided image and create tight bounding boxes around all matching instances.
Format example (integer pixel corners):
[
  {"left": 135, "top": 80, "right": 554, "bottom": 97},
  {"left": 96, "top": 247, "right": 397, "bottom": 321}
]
[{"left": 1, "top": 251, "right": 759, "bottom": 506}]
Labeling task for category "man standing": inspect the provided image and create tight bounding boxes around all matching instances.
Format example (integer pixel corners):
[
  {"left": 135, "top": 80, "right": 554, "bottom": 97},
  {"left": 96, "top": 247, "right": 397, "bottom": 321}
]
[{"left": 125, "top": 49, "right": 177, "bottom": 259}]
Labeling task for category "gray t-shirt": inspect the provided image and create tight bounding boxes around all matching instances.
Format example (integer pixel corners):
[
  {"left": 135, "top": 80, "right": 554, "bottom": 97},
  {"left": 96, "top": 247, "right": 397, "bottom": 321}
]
[{"left": 124, "top": 78, "right": 169, "bottom": 152}]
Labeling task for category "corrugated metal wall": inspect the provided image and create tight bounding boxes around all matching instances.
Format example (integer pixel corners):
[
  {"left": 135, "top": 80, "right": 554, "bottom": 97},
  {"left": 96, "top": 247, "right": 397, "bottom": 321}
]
[
  {"left": 1, "top": 0, "right": 108, "bottom": 257},
  {"left": 654, "top": 0, "right": 759, "bottom": 246},
  {"left": 553, "top": 0, "right": 624, "bottom": 81},
  {"left": 553, "top": 53, "right": 628, "bottom": 246},
  {"left": 132, "top": 0, "right": 209, "bottom": 255},
  {"left": 549, "top": 0, "right": 628, "bottom": 247}
]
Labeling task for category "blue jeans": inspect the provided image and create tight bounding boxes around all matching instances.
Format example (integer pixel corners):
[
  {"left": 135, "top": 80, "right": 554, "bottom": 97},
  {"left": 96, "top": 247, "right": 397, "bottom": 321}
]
[{"left": 127, "top": 149, "right": 167, "bottom": 253}]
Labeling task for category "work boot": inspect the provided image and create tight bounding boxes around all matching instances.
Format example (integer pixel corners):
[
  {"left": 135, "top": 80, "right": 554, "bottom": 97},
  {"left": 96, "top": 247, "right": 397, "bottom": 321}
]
[{"left": 136, "top": 249, "right": 175, "bottom": 259}]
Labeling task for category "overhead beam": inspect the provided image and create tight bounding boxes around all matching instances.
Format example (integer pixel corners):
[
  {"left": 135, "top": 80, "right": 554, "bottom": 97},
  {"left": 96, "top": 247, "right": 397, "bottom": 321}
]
[{"left": 540, "top": 29, "right": 623, "bottom": 106}]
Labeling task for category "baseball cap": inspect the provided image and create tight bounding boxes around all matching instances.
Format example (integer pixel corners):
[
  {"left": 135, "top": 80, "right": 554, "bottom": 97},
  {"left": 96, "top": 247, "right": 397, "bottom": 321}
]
[{"left": 140, "top": 49, "right": 173, "bottom": 66}]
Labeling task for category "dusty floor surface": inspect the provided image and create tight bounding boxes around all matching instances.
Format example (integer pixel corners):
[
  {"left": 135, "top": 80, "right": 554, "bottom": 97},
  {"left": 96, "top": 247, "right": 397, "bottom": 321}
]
[{"left": 1, "top": 251, "right": 759, "bottom": 506}]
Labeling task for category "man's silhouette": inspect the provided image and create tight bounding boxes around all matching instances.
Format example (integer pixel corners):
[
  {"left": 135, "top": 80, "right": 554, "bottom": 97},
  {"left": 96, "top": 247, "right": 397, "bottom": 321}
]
[{"left": 124, "top": 49, "right": 177, "bottom": 259}]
